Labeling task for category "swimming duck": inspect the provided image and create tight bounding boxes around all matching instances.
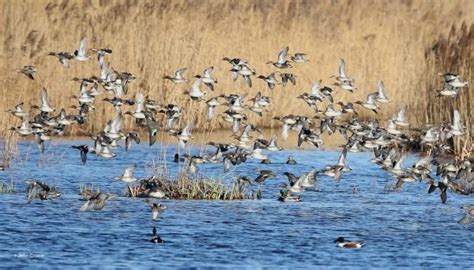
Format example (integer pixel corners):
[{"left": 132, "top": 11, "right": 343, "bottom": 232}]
[
  {"left": 261, "top": 158, "right": 271, "bottom": 164},
  {"left": 286, "top": 155, "right": 297, "bottom": 165},
  {"left": 334, "top": 237, "right": 365, "bottom": 249},
  {"left": 150, "top": 227, "right": 164, "bottom": 243}
]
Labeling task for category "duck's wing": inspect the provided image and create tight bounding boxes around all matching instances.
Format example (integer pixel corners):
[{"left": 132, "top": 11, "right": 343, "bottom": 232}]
[
  {"left": 377, "top": 80, "right": 387, "bottom": 97},
  {"left": 191, "top": 78, "right": 202, "bottom": 93},
  {"left": 80, "top": 148, "right": 87, "bottom": 165},
  {"left": 78, "top": 38, "right": 87, "bottom": 56},
  {"left": 277, "top": 46, "right": 289, "bottom": 64},
  {"left": 182, "top": 123, "right": 193, "bottom": 136},
  {"left": 27, "top": 185, "right": 38, "bottom": 203},
  {"left": 223, "top": 156, "right": 231, "bottom": 172},
  {"left": 135, "top": 91, "right": 145, "bottom": 113},
  {"left": 79, "top": 200, "right": 91, "bottom": 212},
  {"left": 311, "top": 80, "right": 321, "bottom": 96},
  {"left": 453, "top": 110, "right": 462, "bottom": 128},
  {"left": 93, "top": 194, "right": 109, "bottom": 210},
  {"left": 338, "top": 59, "right": 347, "bottom": 79},
  {"left": 337, "top": 147, "right": 347, "bottom": 166},
  {"left": 40, "top": 88, "right": 50, "bottom": 107},
  {"left": 203, "top": 66, "right": 214, "bottom": 78},
  {"left": 111, "top": 112, "right": 123, "bottom": 133},
  {"left": 123, "top": 164, "right": 136, "bottom": 178},
  {"left": 175, "top": 67, "right": 187, "bottom": 79},
  {"left": 396, "top": 107, "right": 406, "bottom": 122}
]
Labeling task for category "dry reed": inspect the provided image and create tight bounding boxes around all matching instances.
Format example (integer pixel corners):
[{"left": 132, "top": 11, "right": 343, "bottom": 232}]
[
  {"left": 0, "top": 0, "right": 473, "bottom": 141},
  {"left": 0, "top": 177, "right": 15, "bottom": 194},
  {"left": 127, "top": 175, "right": 256, "bottom": 200},
  {"left": 421, "top": 23, "right": 473, "bottom": 157}
]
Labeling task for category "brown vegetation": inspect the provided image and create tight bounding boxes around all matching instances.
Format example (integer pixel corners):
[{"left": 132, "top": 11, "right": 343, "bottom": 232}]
[
  {"left": 422, "top": 23, "right": 473, "bottom": 157},
  {"left": 0, "top": 0, "right": 472, "bottom": 143}
]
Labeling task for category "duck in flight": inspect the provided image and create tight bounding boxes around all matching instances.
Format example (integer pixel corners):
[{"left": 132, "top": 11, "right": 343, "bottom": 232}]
[{"left": 267, "top": 47, "right": 292, "bottom": 69}]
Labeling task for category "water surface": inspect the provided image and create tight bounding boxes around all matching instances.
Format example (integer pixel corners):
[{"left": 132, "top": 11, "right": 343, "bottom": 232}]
[{"left": 0, "top": 140, "right": 472, "bottom": 268}]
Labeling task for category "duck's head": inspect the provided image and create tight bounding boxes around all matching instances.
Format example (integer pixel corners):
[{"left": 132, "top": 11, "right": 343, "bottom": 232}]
[
  {"left": 334, "top": 237, "right": 345, "bottom": 243},
  {"left": 261, "top": 159, "right": 271, "bottom": 164}
]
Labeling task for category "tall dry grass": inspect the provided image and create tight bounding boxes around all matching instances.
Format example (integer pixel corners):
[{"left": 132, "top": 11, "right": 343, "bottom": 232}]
[
  {"left": 421, "top": 23, "right": 473, "bottom": 157},
  {"left": 0, "top": 0, "right": 473, "bottom": 139}
]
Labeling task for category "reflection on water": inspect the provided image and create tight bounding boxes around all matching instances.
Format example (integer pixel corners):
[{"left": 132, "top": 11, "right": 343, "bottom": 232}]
[{"left": 0, "top": 140, "right": 472, "bottom": 268}]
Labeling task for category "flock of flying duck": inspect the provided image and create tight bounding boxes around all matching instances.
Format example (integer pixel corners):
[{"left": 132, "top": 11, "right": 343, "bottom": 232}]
[{"left": 5, "top": 38, "right": 474, "bottom": 246}]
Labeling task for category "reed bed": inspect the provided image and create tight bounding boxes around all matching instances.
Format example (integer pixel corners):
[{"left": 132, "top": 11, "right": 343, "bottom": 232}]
[
  {"left": 127, "top": 174, "right": 257, "bottom": 200},
  {"left": 0, "top": 0, "right": 473, "bottom": 137},
  {"left": 79, "top": 183, "right": 100, "bottom": 195},
  {"left": 0, "top": 177, "right": 15, "bottom": 194},
  {"left": 0, "top": 128, "right": 18, "bottom": 169},
  {"left": 421, "top": 23, "right": 473, "bottom": 157}
]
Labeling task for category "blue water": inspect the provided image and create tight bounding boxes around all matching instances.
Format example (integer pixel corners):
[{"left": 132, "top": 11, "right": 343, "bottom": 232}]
[{"left": 0, "top": 140, "right": 472, "bottom": 268}]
